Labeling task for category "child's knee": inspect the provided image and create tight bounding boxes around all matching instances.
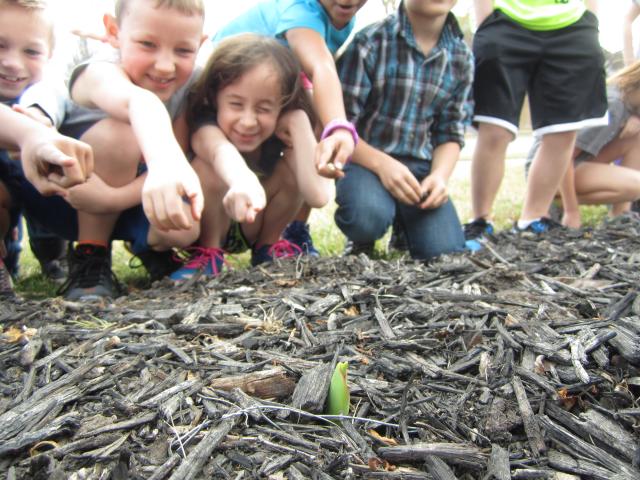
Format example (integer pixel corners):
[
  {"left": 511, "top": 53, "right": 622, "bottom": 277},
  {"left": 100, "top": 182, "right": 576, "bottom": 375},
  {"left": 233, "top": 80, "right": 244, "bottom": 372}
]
[
  {"left": 81, "top": 118, "right": 141, "bottom": 174},
  {"left": 335, "top": 202, "right": 391, "bottom": 242},
  {"left": 277, "top": 160, "right": 298, "bottom": 191},
  {"left": 478, "top": 123, "right": 513, "bottom": 147},
  {"left": 192, "top": 157, "right": 226, "bottom": 192}
]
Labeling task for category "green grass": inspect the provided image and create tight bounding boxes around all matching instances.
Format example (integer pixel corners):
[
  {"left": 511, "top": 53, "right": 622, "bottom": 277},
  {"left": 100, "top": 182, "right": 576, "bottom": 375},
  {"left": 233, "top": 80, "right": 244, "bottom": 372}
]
[{"left": 14, "top": 158, "right": 608, "bottom": 297}]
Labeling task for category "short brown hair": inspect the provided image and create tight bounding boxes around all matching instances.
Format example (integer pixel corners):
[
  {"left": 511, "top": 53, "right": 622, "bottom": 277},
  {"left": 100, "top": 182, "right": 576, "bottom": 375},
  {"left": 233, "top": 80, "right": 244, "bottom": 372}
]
[
  {"left": 114, "top": 0, "right": 204, "bottom": 24},
  {"left": 0, "top": 0, "right": 54, "bottom": 49}
]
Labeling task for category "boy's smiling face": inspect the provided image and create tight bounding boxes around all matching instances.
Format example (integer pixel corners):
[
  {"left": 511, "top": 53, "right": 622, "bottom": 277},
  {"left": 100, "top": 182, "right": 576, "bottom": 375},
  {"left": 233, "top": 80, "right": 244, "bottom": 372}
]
[
  {"left": 318, "top": 0, "right": 368, "bottom": 29},
  {"left": 105, "top": 0, "right": 205, "bottom": 102},
  {"left": 0, "top": 3, "right": 52, "bottom": 101}
]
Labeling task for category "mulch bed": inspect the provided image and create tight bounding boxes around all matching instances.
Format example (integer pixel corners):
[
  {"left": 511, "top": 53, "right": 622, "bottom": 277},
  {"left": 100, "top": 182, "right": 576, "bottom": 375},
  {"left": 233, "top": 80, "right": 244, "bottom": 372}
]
[{"left": 1, "top": 215, "right": 640, "bottom": 479}]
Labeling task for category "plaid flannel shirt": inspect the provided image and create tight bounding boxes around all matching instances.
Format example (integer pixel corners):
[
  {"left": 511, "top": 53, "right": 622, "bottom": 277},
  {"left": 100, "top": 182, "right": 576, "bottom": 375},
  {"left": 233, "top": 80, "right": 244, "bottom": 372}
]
[{"left": 337, "top": 4, "right": 473, "bottom": 162}]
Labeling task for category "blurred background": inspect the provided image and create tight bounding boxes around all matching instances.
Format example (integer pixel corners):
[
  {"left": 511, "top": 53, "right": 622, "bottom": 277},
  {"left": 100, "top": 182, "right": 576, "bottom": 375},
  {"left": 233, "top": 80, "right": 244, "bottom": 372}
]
[{"left": 48, "top": 0, "right": 630, "bottom": 80}]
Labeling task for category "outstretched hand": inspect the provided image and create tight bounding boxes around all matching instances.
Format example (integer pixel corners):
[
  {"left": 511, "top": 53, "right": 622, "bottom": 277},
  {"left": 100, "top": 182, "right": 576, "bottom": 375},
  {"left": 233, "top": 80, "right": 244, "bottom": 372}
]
[
  {"left": 142, "top": 160, "right": 204, "bottom": 231},
  {"left": 20, "top": 129, "right": 94, "bottom": 197},
  {"left": 223, "top": 175, "right": 266, "bottom": 223}
]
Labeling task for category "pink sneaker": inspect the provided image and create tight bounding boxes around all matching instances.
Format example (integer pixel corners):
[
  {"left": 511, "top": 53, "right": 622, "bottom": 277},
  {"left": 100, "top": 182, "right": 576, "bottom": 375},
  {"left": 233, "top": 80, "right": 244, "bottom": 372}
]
[
  {"left": 170, "top": 247, "right": 226, "bottom": 281},
  {"left": 251, "top": 239, "right": 302, "bottom": 266}
]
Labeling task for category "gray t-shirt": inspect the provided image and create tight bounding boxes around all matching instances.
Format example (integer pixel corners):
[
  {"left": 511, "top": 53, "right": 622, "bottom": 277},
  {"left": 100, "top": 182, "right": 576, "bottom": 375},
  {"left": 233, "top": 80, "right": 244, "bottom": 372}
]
[
  {"left": 526, "top": 86, "right": 630, "bottom": 167},
  {"left": 21, "top": 48, "right": 199, "bottom": 132}
]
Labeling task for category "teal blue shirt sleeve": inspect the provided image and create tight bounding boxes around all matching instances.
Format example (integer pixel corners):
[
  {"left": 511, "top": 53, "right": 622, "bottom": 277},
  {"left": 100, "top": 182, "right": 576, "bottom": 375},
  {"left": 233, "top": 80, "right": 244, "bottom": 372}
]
[{"left": 213, "top": 0, "right": 354, "bottom": 55}]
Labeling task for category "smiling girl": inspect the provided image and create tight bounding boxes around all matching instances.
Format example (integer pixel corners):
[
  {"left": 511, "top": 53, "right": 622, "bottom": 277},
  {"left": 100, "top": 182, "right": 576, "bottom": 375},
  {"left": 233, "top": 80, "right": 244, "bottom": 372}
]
[
  {"left": 213, "top": 0, "right": 368, "bottom": 257},
  {"left": 170, "top": 34, "right": 333, "bottom": 279}
]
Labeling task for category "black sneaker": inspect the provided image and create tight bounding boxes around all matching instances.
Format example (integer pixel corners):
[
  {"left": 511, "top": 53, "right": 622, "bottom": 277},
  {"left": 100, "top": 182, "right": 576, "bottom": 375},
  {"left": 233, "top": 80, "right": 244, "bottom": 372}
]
[
  {"left": 0, "top": 258, "right": 15, "bottom": 298},
  {"left": 129, "top": 248, "right": 181, "bottom": 282},
  {"left": 463, "top": 218, "right": 494, "bottom": 251},
  {"left": 342, "top": 239, "right": 375, "bottom": 257},
  {"left": 513, "top": 217, "right": 562, "bottom": 234},
  {"left": 58, "top": 244, "right": 123, "bottom": 301}
]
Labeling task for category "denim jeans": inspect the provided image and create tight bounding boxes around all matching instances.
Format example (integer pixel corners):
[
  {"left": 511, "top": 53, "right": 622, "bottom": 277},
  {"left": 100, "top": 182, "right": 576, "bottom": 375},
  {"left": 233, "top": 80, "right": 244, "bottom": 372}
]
[{"left": 335, "top": 159, "right": 465, "bottom": 260}]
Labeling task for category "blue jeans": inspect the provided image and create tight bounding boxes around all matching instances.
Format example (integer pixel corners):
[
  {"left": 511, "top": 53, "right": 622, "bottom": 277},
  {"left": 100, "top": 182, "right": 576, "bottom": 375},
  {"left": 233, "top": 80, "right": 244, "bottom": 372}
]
[{"left": 335, "top": 159, "right": 465, "bottom": 260}]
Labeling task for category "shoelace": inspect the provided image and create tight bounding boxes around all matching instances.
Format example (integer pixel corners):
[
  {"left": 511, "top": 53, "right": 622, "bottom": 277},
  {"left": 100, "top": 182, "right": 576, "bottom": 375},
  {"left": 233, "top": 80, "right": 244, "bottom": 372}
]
[
  {"left": 267, "top": 239, "right": 303, "bottom": 259},
  {"left": 176, "top": 246, "right": 227, "bottom": 275}
]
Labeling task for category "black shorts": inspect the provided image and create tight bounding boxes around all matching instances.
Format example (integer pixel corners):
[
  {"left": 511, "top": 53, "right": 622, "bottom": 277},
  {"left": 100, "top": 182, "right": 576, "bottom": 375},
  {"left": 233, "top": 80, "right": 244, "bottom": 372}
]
[{"left": 472, "top": 10, "right": 607, "bottom": 136}]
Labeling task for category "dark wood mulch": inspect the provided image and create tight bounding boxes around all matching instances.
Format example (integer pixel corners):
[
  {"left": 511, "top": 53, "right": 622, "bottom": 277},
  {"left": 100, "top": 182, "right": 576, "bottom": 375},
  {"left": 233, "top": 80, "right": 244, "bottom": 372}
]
[{"left": 1, "top": 214, "right": 640, "bottom": 479}]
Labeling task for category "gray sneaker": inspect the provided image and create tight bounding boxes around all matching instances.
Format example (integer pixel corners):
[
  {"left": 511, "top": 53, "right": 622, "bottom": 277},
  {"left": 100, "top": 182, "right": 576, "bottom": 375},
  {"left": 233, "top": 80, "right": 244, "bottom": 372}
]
[{"left": 58, "top": 244, "right": 123, "bottom": 301}]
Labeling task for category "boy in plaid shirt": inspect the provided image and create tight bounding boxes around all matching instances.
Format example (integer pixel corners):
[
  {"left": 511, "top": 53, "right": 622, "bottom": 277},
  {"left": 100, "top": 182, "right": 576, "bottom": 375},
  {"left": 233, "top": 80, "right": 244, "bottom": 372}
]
[{"left": 335, "top": 0, "right": 471, "bottom": 259}]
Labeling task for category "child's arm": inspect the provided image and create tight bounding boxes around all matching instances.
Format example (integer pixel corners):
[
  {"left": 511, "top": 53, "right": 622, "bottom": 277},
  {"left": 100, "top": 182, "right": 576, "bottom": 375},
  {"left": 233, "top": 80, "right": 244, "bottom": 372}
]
[
  {"left": 276, "top": 109, "right": 333, "bottom": 207},
  {"left": 623, "top": 2, "right": 640, "bottom": 66},
  {"left": 559, "top": 158, "right": 581, "bottom": 228},
  {"left": 285, "top": 29, "right": 356, "bottom": 176},
  {"left": 473, "top": 0, "right": 494, "bottom": 27},
  {"left": 0, "top": 104, "right": 93, "bottom": 196},
  {"left": 66, "top": 173, "right": 147, "bottom": 214},
  {"left": 70, "top": 62, "right": 203, "bottom": 231},
  {"left": 191, "top": 124, "right": 266, "bottom": 223}
]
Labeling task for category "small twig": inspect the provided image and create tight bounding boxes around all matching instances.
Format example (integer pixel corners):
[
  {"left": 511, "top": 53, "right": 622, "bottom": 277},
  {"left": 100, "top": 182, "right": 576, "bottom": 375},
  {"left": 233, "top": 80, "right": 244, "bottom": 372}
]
[
  {"left": 483, "top": 242, "right": 513, "bottom": 266},
  {"left": 200, "top": 401, "right": 420, "bottom": 431},
  {"left": 163, "top": 416, "right": 187, "bottom": 459}
]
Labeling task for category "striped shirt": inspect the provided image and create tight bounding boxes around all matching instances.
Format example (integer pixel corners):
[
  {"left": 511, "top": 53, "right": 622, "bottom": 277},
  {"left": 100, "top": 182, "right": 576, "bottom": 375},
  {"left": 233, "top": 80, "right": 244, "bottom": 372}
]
[{"left": 337, "top": 5, "right": 473, "bottom": 163}]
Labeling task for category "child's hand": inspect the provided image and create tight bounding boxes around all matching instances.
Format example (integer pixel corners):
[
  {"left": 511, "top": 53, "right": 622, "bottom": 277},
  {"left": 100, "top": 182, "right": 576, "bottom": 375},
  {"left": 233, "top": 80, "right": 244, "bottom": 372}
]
[
  {"left": 223, "top": 177, "right": 266, "bottom": 223},
  {"left": 418, "top": 174, "right": 448, "bottom": 210},
  {"left": 376, "top": 157, "right": 423, "bottom": 205},
  {"left": 142, "top": 160, "right": 204, "bottom": 231},
  {"left": 20, "top": 130, "right": 94, "bottom": 196},
  {"left": 315, "top": 129, "right": 355, "bottom": 179},
  {"left": 66, "top": 174, "right": 117, "bottom": 214}
]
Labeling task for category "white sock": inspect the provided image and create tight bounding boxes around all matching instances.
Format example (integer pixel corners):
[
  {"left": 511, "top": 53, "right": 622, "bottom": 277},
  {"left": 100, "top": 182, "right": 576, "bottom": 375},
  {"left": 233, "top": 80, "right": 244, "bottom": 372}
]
[{"left": 517, "top": 218, "right": 540, "bottom": 230}]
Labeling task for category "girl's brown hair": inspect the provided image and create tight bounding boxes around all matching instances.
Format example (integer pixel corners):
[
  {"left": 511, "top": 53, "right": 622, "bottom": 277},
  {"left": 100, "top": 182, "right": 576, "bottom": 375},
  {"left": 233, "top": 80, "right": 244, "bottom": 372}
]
[
  {"left": 187, "top": 33, "right": 313, "bottom": 130},
  {"left": 608, "top": 60, "right": 640, "bottom": 104}
]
